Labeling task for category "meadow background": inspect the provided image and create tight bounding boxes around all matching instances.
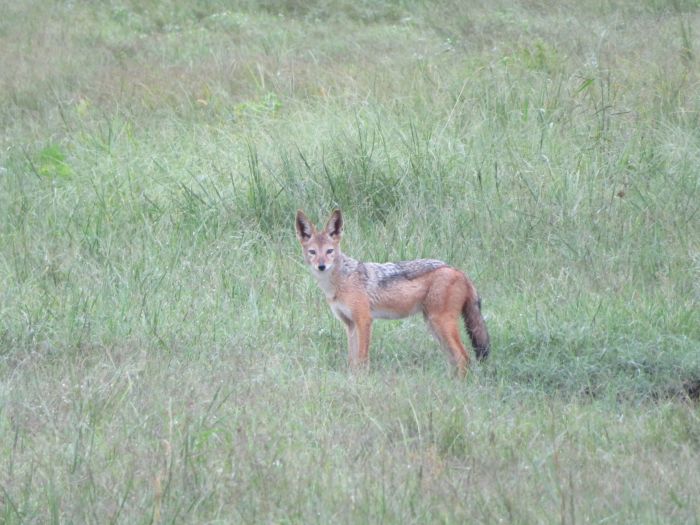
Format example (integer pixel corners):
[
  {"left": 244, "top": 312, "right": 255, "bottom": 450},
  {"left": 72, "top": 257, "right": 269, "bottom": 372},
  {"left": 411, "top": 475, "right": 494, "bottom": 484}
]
[{"left": 1, "top": 0, "right": 699, "bottom": 522}]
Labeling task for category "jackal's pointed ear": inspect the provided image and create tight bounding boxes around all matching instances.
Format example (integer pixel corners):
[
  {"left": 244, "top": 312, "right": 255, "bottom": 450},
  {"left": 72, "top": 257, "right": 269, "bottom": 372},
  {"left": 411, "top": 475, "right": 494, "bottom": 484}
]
[
  {"left": 324, "top": 209, "right": 343, "bottom": 240},
  {"left": 295, "top": 210, "right": 315, "bottom": 242}
]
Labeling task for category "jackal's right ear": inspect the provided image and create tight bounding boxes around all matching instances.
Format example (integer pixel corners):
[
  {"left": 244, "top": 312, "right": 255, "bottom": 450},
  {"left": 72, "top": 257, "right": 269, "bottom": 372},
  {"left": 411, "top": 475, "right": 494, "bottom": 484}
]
[
  {"left": 295, "top": 210, "right": 315, "bottom": 242},
  {"left": 325, "top": 209, "right": 343, "bottom": 240}
]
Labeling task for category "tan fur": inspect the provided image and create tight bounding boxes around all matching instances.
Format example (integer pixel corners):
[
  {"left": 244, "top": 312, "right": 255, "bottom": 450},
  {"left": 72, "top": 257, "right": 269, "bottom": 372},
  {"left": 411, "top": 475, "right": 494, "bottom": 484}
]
[{"left": 296, "top": 209, "right": 490, "bottom": 377}]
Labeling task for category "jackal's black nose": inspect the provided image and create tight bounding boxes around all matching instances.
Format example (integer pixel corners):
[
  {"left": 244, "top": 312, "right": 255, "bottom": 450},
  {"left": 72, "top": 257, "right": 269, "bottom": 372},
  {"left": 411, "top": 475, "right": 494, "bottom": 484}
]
[{"left": 317, "top": 264, "right": 326, "bottom": 272}]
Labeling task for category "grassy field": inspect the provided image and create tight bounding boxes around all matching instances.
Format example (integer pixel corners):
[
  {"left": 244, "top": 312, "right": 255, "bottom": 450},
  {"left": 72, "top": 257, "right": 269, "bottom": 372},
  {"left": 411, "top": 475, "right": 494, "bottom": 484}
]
[{"left": 1, "top": 0, "right": 699, "bottom": 522}]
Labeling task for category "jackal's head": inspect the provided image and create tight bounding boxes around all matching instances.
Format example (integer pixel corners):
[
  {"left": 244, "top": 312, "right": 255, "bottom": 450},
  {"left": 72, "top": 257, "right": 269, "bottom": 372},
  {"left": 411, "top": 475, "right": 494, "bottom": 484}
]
[{"left": 295, "top": 209, "right": 342, "bottom": 274}]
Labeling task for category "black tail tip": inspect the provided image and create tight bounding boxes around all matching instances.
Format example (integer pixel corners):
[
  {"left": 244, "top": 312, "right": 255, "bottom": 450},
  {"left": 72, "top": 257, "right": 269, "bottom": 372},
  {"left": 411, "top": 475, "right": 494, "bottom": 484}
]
[{"left": 475, "top": 345, "right": 490, "bottom": 361}]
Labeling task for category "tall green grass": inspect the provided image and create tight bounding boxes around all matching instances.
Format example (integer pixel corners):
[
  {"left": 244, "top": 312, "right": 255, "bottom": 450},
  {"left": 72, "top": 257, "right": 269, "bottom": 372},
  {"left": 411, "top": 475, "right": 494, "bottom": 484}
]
[{"left": 1, "top": 0, "right": 698, "bottom": 522}]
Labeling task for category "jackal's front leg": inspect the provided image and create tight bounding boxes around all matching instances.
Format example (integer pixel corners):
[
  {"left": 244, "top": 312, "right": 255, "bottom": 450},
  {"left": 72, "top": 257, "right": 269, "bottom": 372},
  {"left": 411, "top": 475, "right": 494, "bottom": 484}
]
[
  {"left": 344, "top": 323, "right": 358, "bottom": 367},
  {"left": 355, "top": 317, "right": 372, "bottom": 368},
  {"left": 343, "top": 318, "right": 371, "bottom": 370}
]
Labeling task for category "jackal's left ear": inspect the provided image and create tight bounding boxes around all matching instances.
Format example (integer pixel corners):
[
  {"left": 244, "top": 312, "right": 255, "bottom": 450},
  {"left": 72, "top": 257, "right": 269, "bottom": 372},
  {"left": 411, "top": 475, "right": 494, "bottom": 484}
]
[
  {"left": 325, "top": 209, "right": 343, "bottom": 240},
  {"left": 295, "top": 210, "right": 315, "bottom": 242}
]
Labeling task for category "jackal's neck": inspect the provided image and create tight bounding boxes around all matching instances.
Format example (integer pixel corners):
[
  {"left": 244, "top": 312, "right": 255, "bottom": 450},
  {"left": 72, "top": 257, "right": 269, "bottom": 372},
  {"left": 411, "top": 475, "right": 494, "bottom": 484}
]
[
  {"left": 335, "top": 250, "right": 360, "bottom": 276},
  {"left": 312, "top": 250, "right": 358, "bottom": 298}
]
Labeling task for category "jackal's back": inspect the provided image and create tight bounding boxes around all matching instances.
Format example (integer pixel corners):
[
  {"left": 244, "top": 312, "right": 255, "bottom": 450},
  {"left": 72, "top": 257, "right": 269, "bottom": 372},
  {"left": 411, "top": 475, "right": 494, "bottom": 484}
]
[{"left": 363, "top": 259, "right": 447, "bottom": 288}]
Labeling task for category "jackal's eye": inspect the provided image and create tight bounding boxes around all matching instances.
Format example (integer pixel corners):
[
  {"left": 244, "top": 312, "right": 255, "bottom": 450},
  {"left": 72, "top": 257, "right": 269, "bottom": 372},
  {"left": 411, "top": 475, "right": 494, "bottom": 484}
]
[
  {"left": 326, "top": 248, "right": 334, "bottom": 254},
  {"left": 308, "top": 249, "right": 316, "bottom": 255}
]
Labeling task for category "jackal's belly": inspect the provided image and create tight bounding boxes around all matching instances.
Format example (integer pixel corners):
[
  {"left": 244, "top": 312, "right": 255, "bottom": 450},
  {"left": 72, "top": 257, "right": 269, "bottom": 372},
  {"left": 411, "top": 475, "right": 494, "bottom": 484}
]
[
  {"left": 371, "top": 303, "right": 422, "bottom": 320},
  {"left": 369, "top": 277, "right": 430, "bottom": 320}
]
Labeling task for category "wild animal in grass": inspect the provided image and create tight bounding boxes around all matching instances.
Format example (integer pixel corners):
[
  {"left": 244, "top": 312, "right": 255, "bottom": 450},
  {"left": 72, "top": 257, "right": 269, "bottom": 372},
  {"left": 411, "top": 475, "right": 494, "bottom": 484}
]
[{"left": 296, "top": 209, "right": 490, "bottom": 376}]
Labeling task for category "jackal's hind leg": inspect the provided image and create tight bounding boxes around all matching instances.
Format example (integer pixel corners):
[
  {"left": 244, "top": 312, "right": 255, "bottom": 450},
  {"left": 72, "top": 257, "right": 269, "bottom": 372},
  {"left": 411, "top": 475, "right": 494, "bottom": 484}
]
[{"left": 426, "top": 315, "right": 470, "bottom": 377}]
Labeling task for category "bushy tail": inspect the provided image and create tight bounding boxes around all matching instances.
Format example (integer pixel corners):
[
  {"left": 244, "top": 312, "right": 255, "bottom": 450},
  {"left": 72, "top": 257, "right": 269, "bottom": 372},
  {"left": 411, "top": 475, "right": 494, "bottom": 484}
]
[{"left": 463, "top": 296, "right": 490, "bottom": 361}]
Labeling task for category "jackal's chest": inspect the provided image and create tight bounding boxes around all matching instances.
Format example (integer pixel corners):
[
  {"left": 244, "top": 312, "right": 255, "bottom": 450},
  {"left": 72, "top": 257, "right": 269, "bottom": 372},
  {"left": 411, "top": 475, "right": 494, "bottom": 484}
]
[
  {"left": 312, "top": 273, "right": 352, "bottom": 322},
  {"left": 329, "top": 300, "right": 354, "bottom": 323}
]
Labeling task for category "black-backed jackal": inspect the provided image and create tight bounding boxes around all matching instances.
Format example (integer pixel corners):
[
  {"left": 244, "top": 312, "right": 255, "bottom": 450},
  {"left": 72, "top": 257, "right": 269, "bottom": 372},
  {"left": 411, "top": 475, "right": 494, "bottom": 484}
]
[{"left": 296, "top": 209, "right": 490, "bottom": 377}]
